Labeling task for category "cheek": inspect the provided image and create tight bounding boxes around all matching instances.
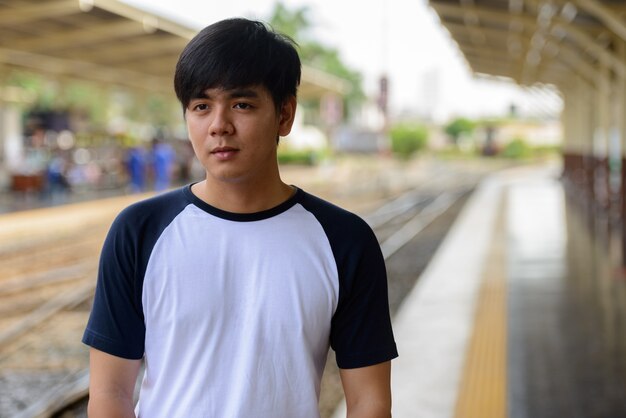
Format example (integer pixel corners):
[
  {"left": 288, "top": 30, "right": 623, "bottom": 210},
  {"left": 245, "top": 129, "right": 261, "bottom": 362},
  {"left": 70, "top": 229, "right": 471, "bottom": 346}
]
[
  {"left": 188, "top": 139, "right": 202, "bottom": 157},
  {"left": 186, "top": 131, "right": 206, "bottom": 158},
  {"left": 186, "top": 122, "right": 206, "bottom": 148}
]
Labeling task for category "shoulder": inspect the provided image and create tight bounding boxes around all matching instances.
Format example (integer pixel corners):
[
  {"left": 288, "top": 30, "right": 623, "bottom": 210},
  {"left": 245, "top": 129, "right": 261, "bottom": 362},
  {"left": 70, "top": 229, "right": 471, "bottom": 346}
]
[
  {"left": 300, "top": 191, "right": 370, "bottom": 230},
  {"left": 296, "top": 187, "right": 385, "bottom": 260},
  {"left": 108, "top": 186, "right": 191, "bottom": 242},
  {"left": 297, "top": 190, "right": 372, "bottom": 238},
  {"left": 99, "top": 186, "right": 194, "bottom": 279},
  {"left": 117, "top": 187, "right": 189, "bottom": 224}
]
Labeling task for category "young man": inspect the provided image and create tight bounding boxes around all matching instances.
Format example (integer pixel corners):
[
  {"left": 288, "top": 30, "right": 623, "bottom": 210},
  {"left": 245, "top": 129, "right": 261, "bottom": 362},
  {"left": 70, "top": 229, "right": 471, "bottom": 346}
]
[{"left": 83, "top": 18, "right": 398, "bottom": 417}]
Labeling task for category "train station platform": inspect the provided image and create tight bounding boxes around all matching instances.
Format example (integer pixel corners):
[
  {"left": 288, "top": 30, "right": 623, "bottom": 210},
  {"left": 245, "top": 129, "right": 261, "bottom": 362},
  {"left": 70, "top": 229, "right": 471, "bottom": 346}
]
[
  {"left": 3, "top": 157, "right": 625, "bottom": 417},
  {"left": 333, "top": 162, "right": 626, "bottom": 418}
]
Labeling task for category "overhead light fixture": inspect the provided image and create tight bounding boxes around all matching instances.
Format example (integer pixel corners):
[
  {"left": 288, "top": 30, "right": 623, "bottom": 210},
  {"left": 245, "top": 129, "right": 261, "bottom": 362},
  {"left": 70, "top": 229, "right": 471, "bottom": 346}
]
[
  {"left": 561, "top": 3, "right": 577, "bottom": 22},
  {"left": 538, "top": 3, "right": 556, "bottom": 27},
  {"left": 531, "top": 33, "right": 546, "bottom": 49},
  {"left": 527, "top": 50, "right": 541, "bottom": 66},
  {"left": 545, "top": 41, "right": 560, "bottom": 57}
]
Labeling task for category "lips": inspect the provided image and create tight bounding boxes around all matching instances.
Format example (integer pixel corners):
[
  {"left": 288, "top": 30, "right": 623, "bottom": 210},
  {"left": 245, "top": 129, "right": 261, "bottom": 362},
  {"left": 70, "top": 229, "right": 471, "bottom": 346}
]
[{"left": 210, "top": 146, "right": 239, "bottom": 161}]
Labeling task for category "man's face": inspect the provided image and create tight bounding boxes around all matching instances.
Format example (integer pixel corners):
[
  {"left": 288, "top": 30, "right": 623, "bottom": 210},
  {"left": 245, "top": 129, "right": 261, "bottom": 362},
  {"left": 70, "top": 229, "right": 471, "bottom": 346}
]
[{"left": 185, "top": 85, "right": 296, "bottom": 186}]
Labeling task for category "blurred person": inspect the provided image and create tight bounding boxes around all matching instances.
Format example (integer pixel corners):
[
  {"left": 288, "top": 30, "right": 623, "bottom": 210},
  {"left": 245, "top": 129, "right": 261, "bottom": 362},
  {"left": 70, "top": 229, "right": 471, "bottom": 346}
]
[
  {"left": 83, "top": 18, "right": 397, "bottom": 418},
  {"left": 44, "top": 150, "right": 70, "bottom": 202},
  {"left": 150, "top": 138, "right": 176, "bottom": 191},
  {"left": 125, "top": 145, "right": 147, "bottom": 193},
  {"left": 22, "top": 127, "right": 49, "bottom": 180},
  {"left": 46, "top": 151, "right": 69, "bottom": 189}
]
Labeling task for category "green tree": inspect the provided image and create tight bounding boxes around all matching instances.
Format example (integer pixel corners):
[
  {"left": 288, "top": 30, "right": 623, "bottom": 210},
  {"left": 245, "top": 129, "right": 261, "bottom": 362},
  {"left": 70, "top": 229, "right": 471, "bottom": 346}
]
[
  {"left": 389, "top": 123, "right": 428, "bottom": 159},
  {"left": 501, "top": 137, "right": 532, "bottom": 159},
  {"left": 444, "top": 117, "right": 475, "bottom": 145},
  {"left": 268, "top": 3, "right": 364, "bottom": 117},
  {"left": 268, "top": 3, "right": 311, "bottom": 40}
]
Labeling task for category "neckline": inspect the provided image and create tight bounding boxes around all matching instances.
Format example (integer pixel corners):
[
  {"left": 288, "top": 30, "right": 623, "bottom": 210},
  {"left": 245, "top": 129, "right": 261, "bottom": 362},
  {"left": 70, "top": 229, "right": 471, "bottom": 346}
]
[{"left": 182, "top": 184, "right": 302, "bottom": 222}]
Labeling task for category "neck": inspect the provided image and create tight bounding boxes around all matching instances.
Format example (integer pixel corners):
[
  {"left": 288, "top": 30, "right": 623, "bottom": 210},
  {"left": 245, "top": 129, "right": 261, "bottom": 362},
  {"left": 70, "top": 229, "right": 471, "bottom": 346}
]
[{"left": 192, "top": 176, "right": 294, "bottom": 214}]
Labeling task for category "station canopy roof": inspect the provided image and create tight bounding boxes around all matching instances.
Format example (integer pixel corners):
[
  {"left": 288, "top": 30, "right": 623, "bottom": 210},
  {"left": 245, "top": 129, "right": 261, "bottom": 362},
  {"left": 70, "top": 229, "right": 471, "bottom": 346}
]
[
  {"left": 0, "top": 0, "right": 349, "bottom": 98},
  {"left": 428, "top": 0, "right": 626, "bottom": 89}
]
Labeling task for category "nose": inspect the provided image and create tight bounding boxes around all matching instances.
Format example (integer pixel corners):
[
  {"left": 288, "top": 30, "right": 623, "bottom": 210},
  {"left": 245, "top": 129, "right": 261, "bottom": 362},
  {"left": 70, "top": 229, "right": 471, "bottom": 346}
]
[{"left": 209, "top": 106, "right": 234, "bottom": 136}]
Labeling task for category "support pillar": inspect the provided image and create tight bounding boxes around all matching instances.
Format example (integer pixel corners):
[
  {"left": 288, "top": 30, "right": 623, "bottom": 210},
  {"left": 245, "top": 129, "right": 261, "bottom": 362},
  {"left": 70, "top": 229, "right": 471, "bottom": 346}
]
[
  {"left": 616, "top": 37, "right": 626, "bottom": 269},
  {"left": 611, "top": 39, "right": 625, "bottom": 218},
  {"left": 579, "top": 79, "right": 595, "bottom": 203},
  {"left": 0, "top": 101, "right": 25, "bottom": 190},
  {"left": 594, "top": 59, "right": 611, "bottom": 210},
  {"left": 562, "top": 88, "right": 580, "bottom": 188}
]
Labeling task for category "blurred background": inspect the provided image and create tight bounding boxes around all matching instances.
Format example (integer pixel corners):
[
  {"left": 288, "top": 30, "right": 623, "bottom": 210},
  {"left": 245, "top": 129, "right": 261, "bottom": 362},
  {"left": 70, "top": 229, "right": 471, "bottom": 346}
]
[
  {"left": 1, "top": 1, "right": 625, "bottom": 417},
  {"left": 0, "top": 0, "right": 563, "bottom": 207}
]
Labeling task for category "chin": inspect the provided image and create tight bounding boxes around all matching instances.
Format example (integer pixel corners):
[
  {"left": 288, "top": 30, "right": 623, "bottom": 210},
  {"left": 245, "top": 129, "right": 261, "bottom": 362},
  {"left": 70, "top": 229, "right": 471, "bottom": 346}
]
[{"left": 210, "top": 171, "right": 249, "bottom": 184}]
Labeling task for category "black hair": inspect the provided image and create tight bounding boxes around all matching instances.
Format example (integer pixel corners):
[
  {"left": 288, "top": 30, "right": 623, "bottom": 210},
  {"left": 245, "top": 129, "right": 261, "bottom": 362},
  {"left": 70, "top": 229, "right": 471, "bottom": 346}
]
[{"left": 174, "top": 18, "right": 301, "bottom": 112}]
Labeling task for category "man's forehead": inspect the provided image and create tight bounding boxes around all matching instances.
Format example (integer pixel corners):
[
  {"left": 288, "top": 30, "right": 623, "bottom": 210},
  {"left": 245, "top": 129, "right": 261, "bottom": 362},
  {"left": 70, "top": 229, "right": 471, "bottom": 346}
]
[{"left": 198, "top": 85, "right": 268, "bottom": 98}]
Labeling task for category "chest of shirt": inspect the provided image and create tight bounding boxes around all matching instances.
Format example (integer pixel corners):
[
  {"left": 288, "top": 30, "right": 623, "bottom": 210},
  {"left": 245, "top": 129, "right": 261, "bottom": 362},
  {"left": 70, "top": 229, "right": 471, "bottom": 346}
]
[{"left": 140, "top": 207, "right": 340, "bottom": 337}]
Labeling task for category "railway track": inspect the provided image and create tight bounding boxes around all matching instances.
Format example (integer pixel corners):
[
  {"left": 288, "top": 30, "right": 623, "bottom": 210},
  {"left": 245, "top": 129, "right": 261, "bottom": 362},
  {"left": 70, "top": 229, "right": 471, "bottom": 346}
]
[
  {"left": 0, "top": 157, "right": 492, "bottom": 418},
  {"left": 0, "top": 194, "right": 143, "bottom": 418}
]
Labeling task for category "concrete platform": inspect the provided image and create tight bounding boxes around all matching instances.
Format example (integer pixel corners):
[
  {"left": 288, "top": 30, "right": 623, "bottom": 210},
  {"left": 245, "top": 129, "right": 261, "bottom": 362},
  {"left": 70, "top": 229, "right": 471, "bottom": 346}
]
[{"left": 334, "top": 162, "right": 626, "bottom": 417}]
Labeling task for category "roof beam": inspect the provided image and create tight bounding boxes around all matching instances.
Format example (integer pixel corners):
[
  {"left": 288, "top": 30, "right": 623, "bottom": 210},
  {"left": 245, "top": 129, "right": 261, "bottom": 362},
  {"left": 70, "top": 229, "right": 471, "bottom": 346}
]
[
  {"left": 445, "top": 20, "right": 530, "bottom": 43},
  {"left": 570, "top": 0, "right": 626, "bottom": 42},
  {"left": 520, "top": 0, "right": 560, "bottom": 84},
  {"left": 457, "top": 41, "right": 516, "bottom": 58},
  {"left": 456, "top": 0, "right": 489, "bottom": 47},
  {"left": 0, "top": 47, "right": 170, "bottom": 93},
  {"left": 0, "top": 0, "right": 81, "bottom": 26},
  {"left": 120, "top": 57, "right": 179, "bottom": 75},
  {"left": 467, "top": 59, "right": 523, "bottom": 81},
  {"left": 557, "top": 45, "right": 599, "bottom": 86},
  {"left": 63, "top": 38, "right": 187, "bottom": 64},
  {"left": 532, "top": 59, "right": 575, "bottom": 86},
  {"left": 430, "top": 0, "right": 538, "bottom": 27},
  {"left": 554, "top": 21, "right": 626, "bottom": 78},
  {"left": 462, "top": 56, "right": 524, "bottom": 82},
  {"left": 301, "top": 66, "right": 352, "bottom": 95},
  {"left": 508, "top": 0, "right": 526, "bottom": 60},
  {"left": 8, "top": 21, "right": 147, "bottom": 52},
  {"left": 461, "top": 38, "right": 585, "bottom": 88},
  {"left": 91, "top": 0, "right": 197, "bottom": 39},
  {"left": 0, "top": 0, "right": 349, "bottom": 100},
  {"left": 465, "top": 55, "right": 519, "bottom": 71}
]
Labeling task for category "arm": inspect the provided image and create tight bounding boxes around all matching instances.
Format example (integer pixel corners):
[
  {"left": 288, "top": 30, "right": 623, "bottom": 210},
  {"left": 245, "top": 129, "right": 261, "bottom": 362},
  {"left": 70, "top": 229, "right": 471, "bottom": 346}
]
[
  {"left": 340, "top": 361, "right": 392, "bottom": 418},
  {"left": 87, "top": 348, "right": 142, "bottom": 418}
]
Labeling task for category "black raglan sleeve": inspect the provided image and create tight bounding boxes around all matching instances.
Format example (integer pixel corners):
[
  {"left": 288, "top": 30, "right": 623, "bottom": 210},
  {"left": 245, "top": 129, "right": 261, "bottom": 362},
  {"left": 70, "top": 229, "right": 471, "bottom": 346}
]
[
  {"left": 300, "top": 191, "right": 398, "bottom": 369},
  {"left": 82, "top": 207, "right": 147, "bottom": 359},
  {"left": 82, "top": 188, "right": 190, "bottom": 359}
]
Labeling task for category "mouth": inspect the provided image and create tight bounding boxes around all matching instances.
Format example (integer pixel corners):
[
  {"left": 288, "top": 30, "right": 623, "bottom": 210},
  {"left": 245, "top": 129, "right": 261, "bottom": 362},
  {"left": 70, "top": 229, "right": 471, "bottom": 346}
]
[{"left": 210, "top": 146, "right": 239, "bottom": 160}]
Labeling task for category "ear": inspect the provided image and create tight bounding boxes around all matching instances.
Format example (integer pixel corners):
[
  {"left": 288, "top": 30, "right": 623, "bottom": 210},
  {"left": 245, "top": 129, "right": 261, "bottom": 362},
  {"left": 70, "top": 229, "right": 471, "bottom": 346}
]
[{"left": 277, "top": 96, "right": 297, "bottom": 137}]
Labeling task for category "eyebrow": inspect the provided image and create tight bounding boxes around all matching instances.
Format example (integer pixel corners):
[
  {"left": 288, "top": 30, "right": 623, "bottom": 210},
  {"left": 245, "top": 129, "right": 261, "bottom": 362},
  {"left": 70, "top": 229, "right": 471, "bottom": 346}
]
[{"left": 194, "top": 88, "right": 260, "bottom": 100}]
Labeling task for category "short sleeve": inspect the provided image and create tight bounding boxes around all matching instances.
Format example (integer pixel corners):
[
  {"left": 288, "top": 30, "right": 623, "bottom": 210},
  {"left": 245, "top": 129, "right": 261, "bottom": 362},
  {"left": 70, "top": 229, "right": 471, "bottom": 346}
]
[
  {"left": 83, "top": 188, "right": 190, "bottom": 359},
  {"left": 82, "top": 210, "right": 146, "bottom": 359},
  {"left": 329, "top": 223, "right": 398, "bottom": 369},
  {"left": 298, "top": 191, "right": 398, "bottom": 369}
]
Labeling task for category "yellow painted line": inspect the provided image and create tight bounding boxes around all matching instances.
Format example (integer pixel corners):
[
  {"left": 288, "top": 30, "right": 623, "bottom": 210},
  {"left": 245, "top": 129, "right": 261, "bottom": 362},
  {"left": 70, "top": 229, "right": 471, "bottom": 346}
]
[{"left": 454, "top": 193, "right": 507, "bottom": 418}]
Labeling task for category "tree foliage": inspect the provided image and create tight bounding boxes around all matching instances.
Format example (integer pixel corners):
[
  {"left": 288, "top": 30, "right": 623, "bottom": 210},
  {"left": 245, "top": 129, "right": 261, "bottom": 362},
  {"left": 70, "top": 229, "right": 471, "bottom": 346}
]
[
  {"left": 267, "top": 3, "right": 365, "bottom": 116},
  {"left": 444, "top": 117, "right": 475, "bottom": 144},
  {"left": 389, "top": 123, "right": 428, "bottom": 159},
  {"left": 268, "top": 3, "right": 311, "bottom": 40}
]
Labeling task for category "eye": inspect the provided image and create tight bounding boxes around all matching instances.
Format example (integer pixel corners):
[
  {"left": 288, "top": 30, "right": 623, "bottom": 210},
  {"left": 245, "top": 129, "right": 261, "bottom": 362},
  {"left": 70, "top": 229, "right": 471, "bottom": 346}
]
[
  {"left": 233, "top": 102, "right": 252, "bottom": 110},
  {"left": 193, "top": 103, "right": 209, "bottom": 111}
]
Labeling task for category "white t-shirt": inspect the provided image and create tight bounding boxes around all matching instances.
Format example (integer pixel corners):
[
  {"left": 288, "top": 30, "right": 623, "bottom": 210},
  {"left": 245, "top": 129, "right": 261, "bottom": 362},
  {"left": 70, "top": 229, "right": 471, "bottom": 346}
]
[{"left": 83, "top": 185, "right": 397, "bottom": 418}]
